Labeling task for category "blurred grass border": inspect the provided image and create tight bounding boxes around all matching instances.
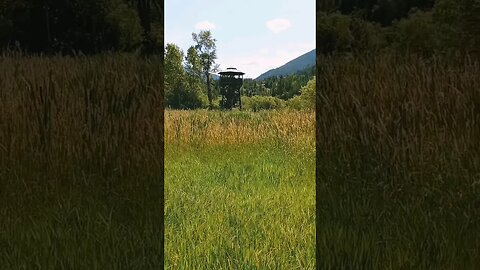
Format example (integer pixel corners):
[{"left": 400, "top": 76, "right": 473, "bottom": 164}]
[
  {"left": 0, "top": 53, "right": 165, "bottom": 268},
  {"left": 316, "top": 53, "right": 480, "bottom": 269}
]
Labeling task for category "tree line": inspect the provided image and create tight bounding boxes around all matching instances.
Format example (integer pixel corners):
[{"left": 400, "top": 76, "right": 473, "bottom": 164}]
[
  {"left": 240, "top": 66, "right": 315, "bottom": 100},
  {"left": 317, "top": 0, "right": 480, "bottom": 56},
  {"left": 0, "top": 0, "right": 163, "bottom": 55}
]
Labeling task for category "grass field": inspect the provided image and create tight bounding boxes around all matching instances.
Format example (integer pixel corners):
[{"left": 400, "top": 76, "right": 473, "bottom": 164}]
[
  {"left": 3, "top": 51, "right": 479, "bottom": 269},
  {"left": 316, "top": 54, "right": 480, "bottom": 269},
  {"left": 164, "top": 110, "right": 315, "bottom": 269},
  {"left": 0, "top": 53, "right": 164, "bottom": 268}
]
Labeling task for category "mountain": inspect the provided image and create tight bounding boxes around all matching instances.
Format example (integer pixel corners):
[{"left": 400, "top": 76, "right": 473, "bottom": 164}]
[{"left": 255, "top": 49, "right": 315, "bottom": 81}]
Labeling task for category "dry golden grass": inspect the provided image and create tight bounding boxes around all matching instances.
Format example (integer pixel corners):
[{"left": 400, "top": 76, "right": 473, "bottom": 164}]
[
  {"left": 0, "top": 53, "right": 164, "bottom": 175},
  {"left": 164, "top": 109, "right": 315, "bottom": 148}
]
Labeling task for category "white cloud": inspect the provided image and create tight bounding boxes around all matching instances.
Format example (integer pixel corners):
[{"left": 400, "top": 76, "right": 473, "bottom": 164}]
[
  {"left": 266, "top": 18, "right": 291, "bottom": 34},
  {"left": 194, "top": 20, "right": 216, "bottom": 30}
]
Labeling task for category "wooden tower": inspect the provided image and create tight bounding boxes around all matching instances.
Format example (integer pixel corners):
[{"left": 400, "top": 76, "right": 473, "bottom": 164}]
[{"left": 218, "top": 67, "right": 245, "bottom": 110}]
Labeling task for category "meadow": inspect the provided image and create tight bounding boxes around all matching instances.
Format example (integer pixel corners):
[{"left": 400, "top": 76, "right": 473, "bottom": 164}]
[
  {"left": 0, "top": 53, "right": 164, "bottom": 268},
  {"left": 164, "top": 109, "right": 315, "bottom": 269},
  {"left": 316, "top": 53, "right": 480, "bottom": 269},
  {"left": 0, "top": 52, "right": 315, "bottom": 269},
  {"left": 3, "top": 50, "right": 478, "bottom": 269}
]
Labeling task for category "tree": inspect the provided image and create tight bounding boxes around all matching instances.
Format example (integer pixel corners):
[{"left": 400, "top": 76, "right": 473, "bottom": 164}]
[
  {"left": 128, "top": 0, "right": 163, "bottom": 55},
  {"left": 184, "top": 46, "right": 208, "bottom": 107},
  {"left": 164, "top": 43, "right": 186, "bottom": 108},
  {"left": 192, "top": 30, "right": 217, "bottom": 107},
  {"left": 390, "top": 9, "right": 436, "bottom": 56},
  {"left": 164, "top": 43, "right": 205, "bottom": 109},
  {"left": 433, "top": 0, "right": 480, "bottom": 56},
  {"left": 105, "top": 0, "right": 143, "bottom": 51},
  {"left": 185, "top": 46, "right": 203, "bottom": 86},
  {"left": 288, "top": 76, "right": 316, "bottom": 110},
  {"left": 0, "top": 0, "right": 162, "bottom": 54},
  {"left": 461, "top": 0, "right": 480, "bottom": 56}
]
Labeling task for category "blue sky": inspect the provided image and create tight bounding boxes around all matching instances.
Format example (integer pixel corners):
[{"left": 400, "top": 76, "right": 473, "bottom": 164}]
[{"left": 165, "top": 0, "right": 315, "bottom": 79}]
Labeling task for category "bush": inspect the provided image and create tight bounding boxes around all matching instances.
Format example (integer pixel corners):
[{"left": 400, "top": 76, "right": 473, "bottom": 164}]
[
  {"left": 287, "top": 76, "right": 315, "bottom": 110},
  {"left": 317, "top": 12, "right": 384, "bottom": 54},
  {"left": 389, "top": 9, "right": 436, "bottom": 56},
  {"left": 241, "top": 96, "right": 286, "bottom": 111},
  {"left": 432, "top": 0, "right": 480, "bottom": 56}
]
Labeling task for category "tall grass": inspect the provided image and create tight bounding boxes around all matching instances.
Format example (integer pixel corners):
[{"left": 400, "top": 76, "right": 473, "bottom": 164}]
[
  {"left": 165, "top": 109, "right": 315, "bottom": 269},
  {"left": 0, "top": 52, "right": 164, "bottom": 173},
  {"left": 0, "top": 53, "right": 164, "bottom": 268},
  {"left": 165, "top": 109, "right": 314, "bottom": 148},
  {"left": 317, "top": 53, "right": 480, "bottom": 269}
]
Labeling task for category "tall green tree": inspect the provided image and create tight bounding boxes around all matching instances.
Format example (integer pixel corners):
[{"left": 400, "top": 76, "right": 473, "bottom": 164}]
[
  {"left": 184, "top": 45, "right": 207, "bottom": 107},
  {"left": 164, "top": 43, "right": 205, "bottom": 109},
  {"left": 164, "top": 43, "right": 186, "bottom": 108},
  {"left": 192, "top": 30, "right": 217, "bottom": 107},
  {"left": 185, "top": 46, "right": 203, "bottom": 85}
]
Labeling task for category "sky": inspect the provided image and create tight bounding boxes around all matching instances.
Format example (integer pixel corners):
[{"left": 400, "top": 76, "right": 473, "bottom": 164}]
[{"left": 165, "top": 0, "right": 315, "bottom": 79}]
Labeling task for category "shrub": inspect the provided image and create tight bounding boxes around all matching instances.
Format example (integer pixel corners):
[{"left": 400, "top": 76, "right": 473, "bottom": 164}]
[
  {"left": 317, "top": 12, "right": 384, "bottom": 54},
  {"left": 287, "top": 76, "right": 315, "bottom": 110},
  {"left": 389, "top": 9, "right": 436, "bottom": 56},
  {"left": 241, "top": 95, "right": 286, "bottom": 111}
]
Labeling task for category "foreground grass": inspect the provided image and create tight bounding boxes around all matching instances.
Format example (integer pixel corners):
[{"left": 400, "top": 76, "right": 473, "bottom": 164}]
[
  {"left": 1, "top": 53, "right": 164, "bottom": 268},
  {"left": 1, "top": 169, "right": 163, "bottom": 268},
  {"left": 165, "top": 110, "right": 315, "bottom": 269}
]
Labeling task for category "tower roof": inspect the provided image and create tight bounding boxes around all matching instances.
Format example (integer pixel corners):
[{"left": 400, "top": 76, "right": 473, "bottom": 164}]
[{"left": 218, "top": 67, "right": 245, "bottom": 75}]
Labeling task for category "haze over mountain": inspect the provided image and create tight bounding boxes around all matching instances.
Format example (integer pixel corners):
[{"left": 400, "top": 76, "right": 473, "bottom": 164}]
[{"left": 255, "top": 49, "right": 315, "bottom": 81}]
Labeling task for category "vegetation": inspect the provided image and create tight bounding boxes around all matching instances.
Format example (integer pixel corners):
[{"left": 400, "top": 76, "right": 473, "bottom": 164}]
[
  {"left": 317, "top": 0, "right": 480, "bottom": 56},
  {"left": 288, "top": 76, "right": 315, "bottom": 110},
  {"left": 246, "top": 65, "right": 315, "bottom": 100},
  {"left": 165, "top": 30, "right": 316, "bottom": 109},
  {"left": 165, "top": 43, "right": 206, "bottom": 109},
  {"left": 0, "top": 53, "right": 164, "bottom": 268},
  {"left": 0, "top": 0, "right": 163, "bottom": 55},
  {"left": 315, "top": 1, "right": 480, "bottom": 268},
  {"left": 192, "top": 30, "right": 218, "bottom": 107},
  {"left": 165, "top": 37, "right": 316, "bottom": 110},
  {"left": 316, "top": 53, "right": 480, "bottom": 268},
  {"left": 239, "top": 76, "right": 316, "bottom": 111},
  {"left": 164, "top": 32, "right": 213, "bottom": 109},
  {"left": 4, "top": 0, "right": 478, "bottom": 268},
  {"left": 164, "top": 109, "right": 315, "bottom": 269}
]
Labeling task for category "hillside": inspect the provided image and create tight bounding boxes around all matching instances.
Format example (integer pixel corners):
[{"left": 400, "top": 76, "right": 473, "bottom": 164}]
[{"left": 255, "top": 49, "right": 315, "bottom": 81}]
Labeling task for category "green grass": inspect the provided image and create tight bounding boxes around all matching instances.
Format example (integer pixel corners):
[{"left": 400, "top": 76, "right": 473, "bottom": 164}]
[
  {"left": 165, "top": 141, "right": 315, "bottom": 269},
  {"left": 0, "top": 167, "right": 163, "bottom": 269}
]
